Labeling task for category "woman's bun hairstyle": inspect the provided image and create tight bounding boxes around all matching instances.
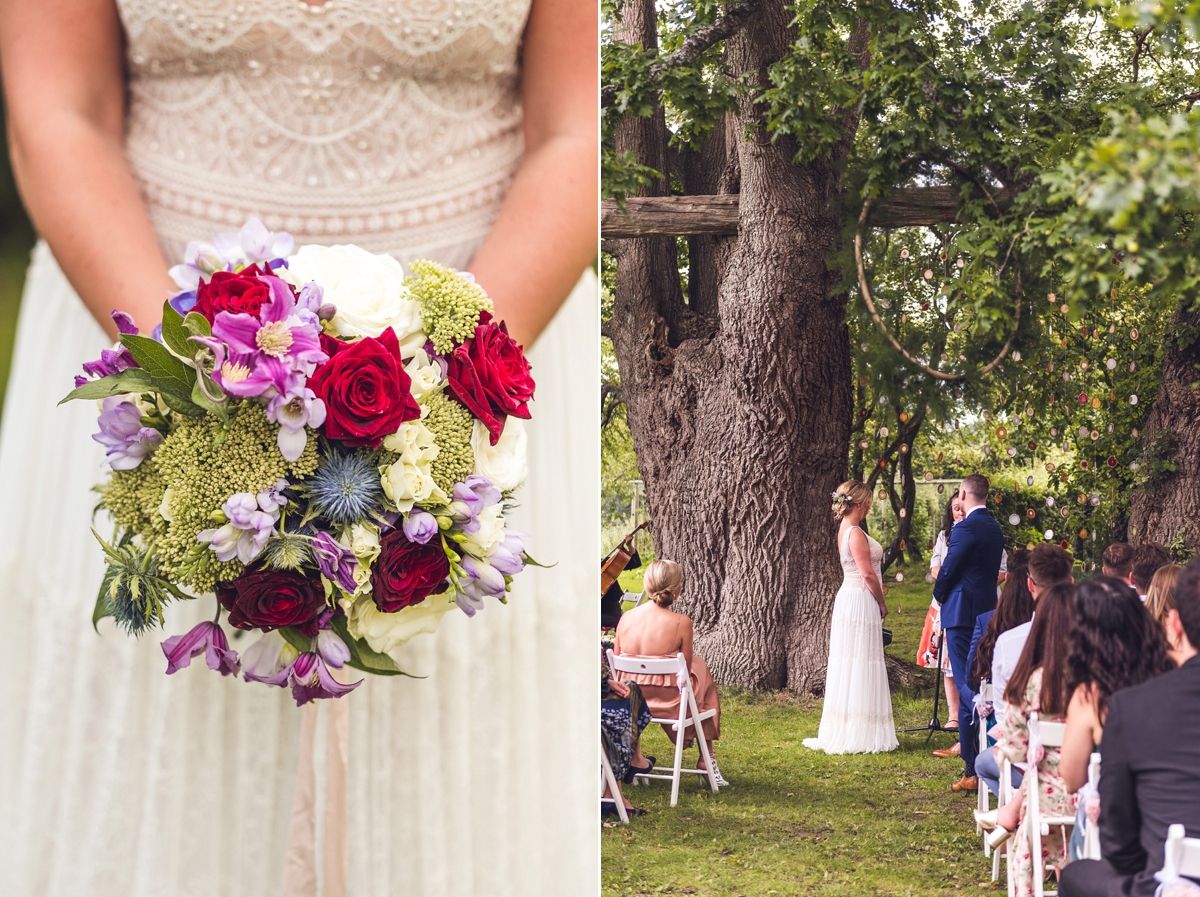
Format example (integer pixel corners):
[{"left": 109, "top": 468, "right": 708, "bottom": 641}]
[
  {"left": 644, "top": 559, "right": 684, "bottom": 608},
  {"left": 831, "top": 480, "right": 871, "bottom": 521}
]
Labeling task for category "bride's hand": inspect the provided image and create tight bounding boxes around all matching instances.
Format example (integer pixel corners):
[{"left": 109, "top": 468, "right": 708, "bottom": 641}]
[{"left": 877, "top": 600, "right": 890, "bottom": 620}]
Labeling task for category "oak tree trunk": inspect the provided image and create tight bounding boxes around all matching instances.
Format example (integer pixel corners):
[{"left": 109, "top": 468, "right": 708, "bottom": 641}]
[
  {"left": 1128, "top": 305, "right": 1200, "bottom": 553},
  {"left": 607, "top": 0, "right": 859, "bottom": 690}
]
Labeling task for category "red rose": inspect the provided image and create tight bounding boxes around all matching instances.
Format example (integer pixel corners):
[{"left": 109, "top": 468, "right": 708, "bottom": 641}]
[
  {"left": 217, "top": 567, "right": 326, "bottom": 637},
  {"left": 307, "top": 328, "right": 421, "bottom": 448},
  {"left": 371, "top": 529, "right": 451, "bottom": 613},
  {"left": 195, "top": 266, "right": 271, "bottom": 321},
  {"left": 445, "top": 319, "right": 535, "bottom": 445}
]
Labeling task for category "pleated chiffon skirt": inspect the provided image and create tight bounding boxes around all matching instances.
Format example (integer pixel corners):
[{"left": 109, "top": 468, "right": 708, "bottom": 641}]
[
  {"left": 0, "top": 243, "right": 598, "bottom": 897},
  {"left": 803, "top": 582, "right": 898, "bottom": 755}
]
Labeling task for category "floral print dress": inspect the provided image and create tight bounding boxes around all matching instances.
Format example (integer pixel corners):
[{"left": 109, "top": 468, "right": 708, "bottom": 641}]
[{"left": 996, "top": 667, "right": 1080, "bottom": 897}]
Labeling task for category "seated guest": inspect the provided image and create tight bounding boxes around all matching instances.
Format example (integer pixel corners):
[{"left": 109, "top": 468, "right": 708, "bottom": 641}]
[
  {"left": 1131, "top": 543, "right": 1172, "bottom": 603},
  {"left": 1060, "top": 558, "right": 1200, "bottom": 897},
  {"left": 1102, "top": 542, "right": 1135, "bottom": 585},
  {"left": 1145, "top": 564, "right": 1185, "bottom": 659},
  {"left": 1059, "top": 578, "right": 1174, "bottom": 858},
  {"left": 964, "top": 552, "right": 1034, "bottom": 793},
  {"left": 990, "top": 583, "right": 1079, "bottom": 897},
  {"left": 991, "top": 543, "right": 1074, "bottom": 726},
  {"left": 601, "top": 644, "right": 653, "bottom": 817},
  {"left": 614, "top": 559, "right": 726, "bottom": 785}
]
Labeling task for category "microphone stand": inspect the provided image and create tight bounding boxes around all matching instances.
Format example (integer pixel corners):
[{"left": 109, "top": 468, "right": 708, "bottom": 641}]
[{"left": 899, "top": 627, "right": 959, "bottom": 744}]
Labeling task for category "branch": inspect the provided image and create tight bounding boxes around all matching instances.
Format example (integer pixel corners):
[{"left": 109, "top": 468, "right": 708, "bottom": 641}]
[
  {"left": 1132, "top": 27, "right": 1152, "bottom": 84},
  {"left": 601, "top": 382, "right": 625, "bottom": 428},
  {"left": 601, "top": 0, "right": 765, "bottom": 108}
]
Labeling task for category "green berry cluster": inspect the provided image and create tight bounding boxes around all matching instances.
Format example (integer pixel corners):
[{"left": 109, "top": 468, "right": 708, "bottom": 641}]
[
  {"left": 422, "top": 391, "right": 475, "bottom": 494},
  {"left": 407, "top": 259, "right": 493, "bottom": 354},
  {"left": 152, "top": 402, "right": 319, "bottom": 593},
  {"left": 101, "top": 459, "right": 167, "bottom": 542}
]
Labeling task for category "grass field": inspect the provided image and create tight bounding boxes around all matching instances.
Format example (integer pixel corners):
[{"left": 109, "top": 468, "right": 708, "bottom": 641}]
[{"left": 602, "top": 568, "right": 1002, "bottom": 897}]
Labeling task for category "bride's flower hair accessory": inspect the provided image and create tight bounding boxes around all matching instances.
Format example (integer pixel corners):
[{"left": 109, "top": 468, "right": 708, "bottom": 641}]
[{"left": 64, "top": 219, "right": 540, "bottom": 707}]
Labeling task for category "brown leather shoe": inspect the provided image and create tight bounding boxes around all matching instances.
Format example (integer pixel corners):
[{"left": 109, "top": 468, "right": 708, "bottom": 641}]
[
  {"left": 932, "top": 742, "right": 962, "bottom": 758},
  {"left": 951, "top": 775, "right": 979, "bottom": 793}
]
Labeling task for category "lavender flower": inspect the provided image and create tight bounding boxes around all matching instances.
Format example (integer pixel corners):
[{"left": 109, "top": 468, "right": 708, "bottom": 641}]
[
  {"left": 93, "top": 397, "right": 163, "bottom": 470},
  {"left": 311, "top": 532, "right": 358, "bottom": 594},
  {"left": 487, "top": 530, "right": 528, "bottom": 577},
  {"left": 447, "top": 475, "right": 502, "bottom": 534},
  {"left": 402, "top": 509, "right": 439, "bottom": 545},
  {"left": 79, "top": 313, "right": 140, "bottom": 381},
  {"left": 256, "top": 478, "right": 290, "bottom": 515},
  {"left": 161, "top": 621, "right": 240, "bottom": 676},
  {"left": 316, "top": 629, "right": 351, "bottom": 668},
  {"left": 455, "top": 555, "right": 507, "bottom": 616},
  {"left": 168, "top": 219, "right": 295, "bottom": 314},
  {"left": 197, "top": 492, "right": 279, "bottom": 564},
  {"left": 266, "top": 380, "right": 326, "bottom": 462},
  {"left": 241, "top": 631, "right": 289, "bottom": 682}
]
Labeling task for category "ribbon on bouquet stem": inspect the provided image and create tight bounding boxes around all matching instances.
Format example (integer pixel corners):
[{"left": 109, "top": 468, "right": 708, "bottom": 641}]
[{"left": 283, "top": 670, "right": 352, "bottom": 897}]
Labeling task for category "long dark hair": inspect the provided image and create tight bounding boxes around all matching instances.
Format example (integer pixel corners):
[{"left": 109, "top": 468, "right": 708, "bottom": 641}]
[
  {"left": 970, "top": 552, "right": 1033, "bottom": 688},
  {"left": 1068, "top": 576, "right": 1174, "bottom": 720},
  {"left": 940, "top": 494, "right": 961, "bottom": 543},
  {"left": 1005, "top": 582, "right": 1074, "bottom": 717}
]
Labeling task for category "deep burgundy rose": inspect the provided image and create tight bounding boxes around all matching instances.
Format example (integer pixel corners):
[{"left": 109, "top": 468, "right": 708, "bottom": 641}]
[
  {"left": 307, "top": 328, "right": 421, "bottom": 448},
  {"left": 371, "top": 528, "right": 451, "bottom": 613},
  {"left": 195, "top": 266, "right": 271, "bottom": 322},
  {"left": 445, "top": 317, "right": 535, "bottom": 445},
  {"left": 217, "top": 567, "right": 326, "bottom": 637}
]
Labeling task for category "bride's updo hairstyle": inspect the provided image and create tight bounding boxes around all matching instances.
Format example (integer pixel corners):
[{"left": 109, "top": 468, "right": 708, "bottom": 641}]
[
  {"left": 831, "top": 480, "right": 871, "bottom": 521},
  {"left": 644, "top": 559, "right": 684, "bottom": 608}
]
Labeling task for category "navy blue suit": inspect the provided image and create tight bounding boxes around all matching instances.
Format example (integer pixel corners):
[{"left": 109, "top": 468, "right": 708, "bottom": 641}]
[{"left": 932, "top": 507, "right": 1004, "bottom": 776}]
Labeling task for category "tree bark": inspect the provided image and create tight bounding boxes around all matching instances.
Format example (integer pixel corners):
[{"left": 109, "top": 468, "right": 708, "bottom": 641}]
[
  {"left": 1128, "top": 304, "right": 1200, "bottom": 552},
  {"left": 608, "top": 0, "right": 855, "bottom": 691}
]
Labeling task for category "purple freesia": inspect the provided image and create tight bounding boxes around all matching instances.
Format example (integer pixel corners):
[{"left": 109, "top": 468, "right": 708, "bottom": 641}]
[
  {"left": 256, "top": 478, "right": 290, "bottom": 515},
  {"left": 242, "top": 631, "right": 290, "bottom": 683},
  {"left": 402, "top": 509, "right": 439, "bottom": 545},
  {"left": 455, "top": 555, "right": 507, "bottom": 616},
  {"left": 266, "top": 380, "right": 326, "bottom": 461},
  {"left": 79, "top": 312, "right": 141, "bottom": 381},
  {"left": 487, "top": 529, "right": 528, "bottom": 577},
  {"left": 161, "top": 621, "right": 240, "bottom": 676},
  {"left": 447, "top": 475, "right": 502, "bottom": 534},
  {"left": 93, "top": 397, "right": 163, "bottom": 470},
  {"left": 316, "top": 629, "right": 351, "bottom": 669},
  {"left": 311, "top": 532, "right": 358, "bottom": 594},
  {"left": 197, "top": 492, "right": 278, "bottom": 564}
]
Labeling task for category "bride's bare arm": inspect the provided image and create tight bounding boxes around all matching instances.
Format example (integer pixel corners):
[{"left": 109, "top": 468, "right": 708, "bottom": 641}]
[
  {"left": 1, "top": 0, "right": 173, "bottom": 339},
  {"left": 847, "top": 527, "right": 888, "bottom": 617},
  {"left": 466, "top": 0, "right": 598, "bottom": 349}
]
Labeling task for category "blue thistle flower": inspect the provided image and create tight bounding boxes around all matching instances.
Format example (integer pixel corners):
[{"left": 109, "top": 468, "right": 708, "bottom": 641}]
[{"left": 308, "top": 449, "right": 383, "bottom": 524}]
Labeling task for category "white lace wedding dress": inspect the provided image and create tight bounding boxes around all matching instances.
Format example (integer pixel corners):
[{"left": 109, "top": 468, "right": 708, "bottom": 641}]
[
  {"left": 0, "top": 2, "right": 596, "bottom": 895},
  {"left": 803, "top": 527, "right": 899, "bottom": 755}
]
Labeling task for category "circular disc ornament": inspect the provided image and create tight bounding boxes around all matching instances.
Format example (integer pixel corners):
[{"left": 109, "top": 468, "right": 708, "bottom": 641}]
[
  {"left": 936, "top": 452, "right": 944, "bottom": 463},
  {"left": 997, "top": 427, "right": 1008, "bottom": 439},
  {"left": 900, "top": 444, "right": 910, "bottom": 454},
  {"left": 1009, "top": 514, "right": 1020, "bottom": 525},
  {"left": 1050, "top": 428, "right": 1058, "bottom": 437},
  {"left": 995, "top": 494, "right": 1004, "bottom": 502},
  {"left": 1078, "top": 493, "right": 1088, "bottom": 504},
  {"left": 1013, "top": 351, "right": 1022, "bottom": 362},
  {"left": 925, "top": 472, "right": 934, "bottom": 481},
  {"left": 983, "top": 411, "right": 993, "bottom": 421},
  {"left": 1132, "top": 428, "right": 1140, "bottom": 438},
  {"left": 1045, "top": 530, "right": 1055, "bottom": 541},
  {"left": 1091, "top": 430, "right": 1100, "bottom": 441},
  {"left": 1080, "top": 528, "right": 1089, "bottom": 539},
  {"left": 878, "top": 489, "right": 887, "bottom": 499},
  {"left": 1007, "top": 448, "right": 1017, "bottom": 457},
  {"left": 938, "top": 484, "right": 945, "bottom": 493},
  {"left": 879, "top": 426, "right": 889, "bottom": 437},
  {"left": 1027, "top": 542, "right": 1036, "bottom": 550},
  {"left": 1061, "top": 508, "right": 1069, "bottom": 518},
  {"left": 1046, "top": 496, "right": 1056, "bottom": 507},
  {"left": 1107, "top": 456, "right": 1117, "bottom": 468},
  {"left": 983, "top": 446, "right": 992, "bottom": 455},
  {"left": 1026, "top": 509, "right": 1037, "bottom": 519},
  {"left": 901, "top": 248, "right": 909, "bottom": 258},
  {"left": 923, "top": 269, "right": 933, "bottom": 280},
  {"left": 1048, "top": 292, "right": 1057, "bottom": 302},
  {"left": 1027, "top": 476, "right": 1034, "bottom": 486},
  {"left": 1091, "top": 495, "right": 1101, "bottom": 506},
  {"left": 1091, "top": 397, "right": 1102, "bottom": 410},
  {"left": 1060, "top": 539, "right": 1070, "bottom": 550},
  {"left": 1080, "top": 359, "right": 1089, "bottom": 370},
  {"left": 1046, "top": 462, "right": 1056, "bottom": 472},
  {"left": 1129, "top": 395, "right": 1138, "bottom": 405},
  {"left": 1130, "top": 462, "right": 1140, "bottom": 472},
  {"left": 896, "top": 572, "right": 905, "bottom": 582},
  {"left": 1131, "top": 328, "right": 1139, "bottom": 340},
  {"left": 1079, "top": 393, "right": 1088, "bottom": 404},
  {"left": 859, "top": 440, "right": 870, "bottom": 449},
  {"left": 1081, "top": 460, "right": 1090, "bottom": 469},
  {"left": 899, "top": 411, "right": 909, "bottom": 423},
  {"left": 899, "top": 508, "right": 907, "bottom": 518},
  {"left": 1106, "top": 358, "right": 1117, "bottom": 370}
]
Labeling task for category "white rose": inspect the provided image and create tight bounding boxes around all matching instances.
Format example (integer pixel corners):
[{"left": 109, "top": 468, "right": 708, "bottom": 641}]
[
  {"left": 383, "top": 417, "right": 439, "bottom": 464},
  {"left": 471, "top": 417, "right": 528, "bottom": 492},
  {"left": 346, "top": 591, "right": 459, "bottom": 655},
  {"left": 339, "top": 523, "right": 382, "bottom": 598},
  {"left": 287, "top": 244, "right": 426, "bottom": 353},
  {"left": 460, "top": 503, "right": 506, "bottom": 558},
  {"left": 380, "top": 420, "right": 447, "bottom": 511},
  {"left": 405, "top": 349, "right": 444, "bottom": 401}
]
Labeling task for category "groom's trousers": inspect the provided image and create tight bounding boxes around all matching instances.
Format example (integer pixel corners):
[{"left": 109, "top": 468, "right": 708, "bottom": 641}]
[{"left": 944, "top": 625, "right": 977, "bottom": 777}]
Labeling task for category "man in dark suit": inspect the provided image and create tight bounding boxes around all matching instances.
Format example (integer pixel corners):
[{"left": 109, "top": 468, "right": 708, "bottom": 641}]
[
  {"left": 932, "top": 473, "right": 1005, "bottom": 792},
  {"left": 1060, "top": 557, "right": 1200, "bottom": 897}
]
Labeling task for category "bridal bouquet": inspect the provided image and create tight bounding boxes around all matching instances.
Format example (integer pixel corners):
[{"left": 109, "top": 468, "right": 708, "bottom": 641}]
[{"left": 64, "top": 220, "right": 536, "bottom": 705}]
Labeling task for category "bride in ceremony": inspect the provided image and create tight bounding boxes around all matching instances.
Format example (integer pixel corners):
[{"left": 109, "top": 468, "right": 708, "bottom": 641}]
[
  {"left": 804, "top": 480, "right": 898, "bottom": 755},
  {"left": 0, "top": 1, "right": 596, "bottom": 895}
]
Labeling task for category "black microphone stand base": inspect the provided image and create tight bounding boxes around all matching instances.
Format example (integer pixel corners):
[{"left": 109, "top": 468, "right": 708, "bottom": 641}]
[{"left": 898, "top": 629, "right": 960, "bottom": 744}]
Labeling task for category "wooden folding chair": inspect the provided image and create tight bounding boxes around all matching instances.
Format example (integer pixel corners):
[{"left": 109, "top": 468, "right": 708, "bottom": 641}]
[
  {"left": 606, "top": 649, "right": 719, "bottom": 807},
  {"left": 600, "top": 738, "right": 629, "bottom": 824}
]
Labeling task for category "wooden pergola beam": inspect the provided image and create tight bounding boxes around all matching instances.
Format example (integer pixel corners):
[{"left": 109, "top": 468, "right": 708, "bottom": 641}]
[{"left": 601, "top": 186, "right": 1004, "bottom": 238}]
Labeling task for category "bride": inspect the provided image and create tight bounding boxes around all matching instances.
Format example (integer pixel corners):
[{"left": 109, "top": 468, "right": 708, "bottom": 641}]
[
  {"left": 803, "top": 480, "right": 899, "bottom": 755},
  {"left": 0, "top": 1, "right": 596, "bottom": 895}
]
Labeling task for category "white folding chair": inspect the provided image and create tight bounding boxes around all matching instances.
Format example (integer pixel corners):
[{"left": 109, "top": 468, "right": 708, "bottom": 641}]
[
  {"left": 625, "top": 590, "right": 647, "bottom": 609},
  {"left": 1026, "top": 713, "right": 1075, "bottom": 897},
  {"left": 1081, "top": 752, "right": 1102, "bottom": 861},
  {"left": 600, "top": 738, "right": 629, "bottom": 824},
  {"left": 978, "top": 683, "right": 996, "bottom": 843},
  {"left": 1162, "top": 824, "right": 1200, "bottom": 882},
  {"left": 606, "top": 649, "right": 719, "bottom": 807}
]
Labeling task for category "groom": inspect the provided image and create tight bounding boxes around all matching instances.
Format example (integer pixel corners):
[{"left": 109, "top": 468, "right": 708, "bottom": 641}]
[{"left": 932, "top": 473, "right": 1005, "bottom": 793}]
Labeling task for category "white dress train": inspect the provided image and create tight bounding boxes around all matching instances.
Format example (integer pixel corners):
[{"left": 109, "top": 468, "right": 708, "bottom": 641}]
[
  {"left": 0, "top": 1, "right": 597, "bottom": 894},
  {"left": 803, "top": 527, "right": 898, "bottom": 755}
]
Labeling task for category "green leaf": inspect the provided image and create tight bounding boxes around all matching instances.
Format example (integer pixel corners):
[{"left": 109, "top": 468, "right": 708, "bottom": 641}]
[
  {"left": 93, "top": 573, "right": 115, "bottom": 632},
  {"left": 160, "top": 300, "right": 194, "bottom": 359},
  {"left": 279, "top": 626, "right": 314, "bottom": 655},
  {"left": 331, "top": 616, "right": 417, "bottom": 678},
  {"left": 59, "top": 368, "right": 158, "bottom": 404},
  {"left": 191, "top": 372, "right": 231, "bottom": 423},
  {"left": 119, "top": 333, "right": 196, "bottom": 397},
  {"left": 184, "top": 312, "right": 211, "bottom": 338}
]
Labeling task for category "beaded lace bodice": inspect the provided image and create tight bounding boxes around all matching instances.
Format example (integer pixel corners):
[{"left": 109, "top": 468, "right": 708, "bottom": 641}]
[
  {"left": 116, "top": 0, "right": 532, "bottom": 267},
  {"left": 839, "top": 526, "right": 883, "bottom": 588}
]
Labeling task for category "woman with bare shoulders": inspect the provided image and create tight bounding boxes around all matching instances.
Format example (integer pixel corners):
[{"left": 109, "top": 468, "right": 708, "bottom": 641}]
[
  {"left": 803, "top": 480, "right": 898, "bottom": 754},
  {"left": 614, "top": 559, "right": 727, "bottom": 785},
  {"left": 0, "top": 1, "right": 596, "bottom": 893}
]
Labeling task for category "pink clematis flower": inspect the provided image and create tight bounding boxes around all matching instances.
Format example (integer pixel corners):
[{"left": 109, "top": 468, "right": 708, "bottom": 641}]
[
  {"left": 161, "top": 621, "right": 241, "bottom": 676},
  {"left": 246, "top": 650, "right": 361, "bottom": 705}
]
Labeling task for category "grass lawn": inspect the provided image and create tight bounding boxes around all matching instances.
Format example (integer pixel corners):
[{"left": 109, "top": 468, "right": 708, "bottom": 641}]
[{"left": 602, "top": 568, "right": 1002, "bottom": 897}]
